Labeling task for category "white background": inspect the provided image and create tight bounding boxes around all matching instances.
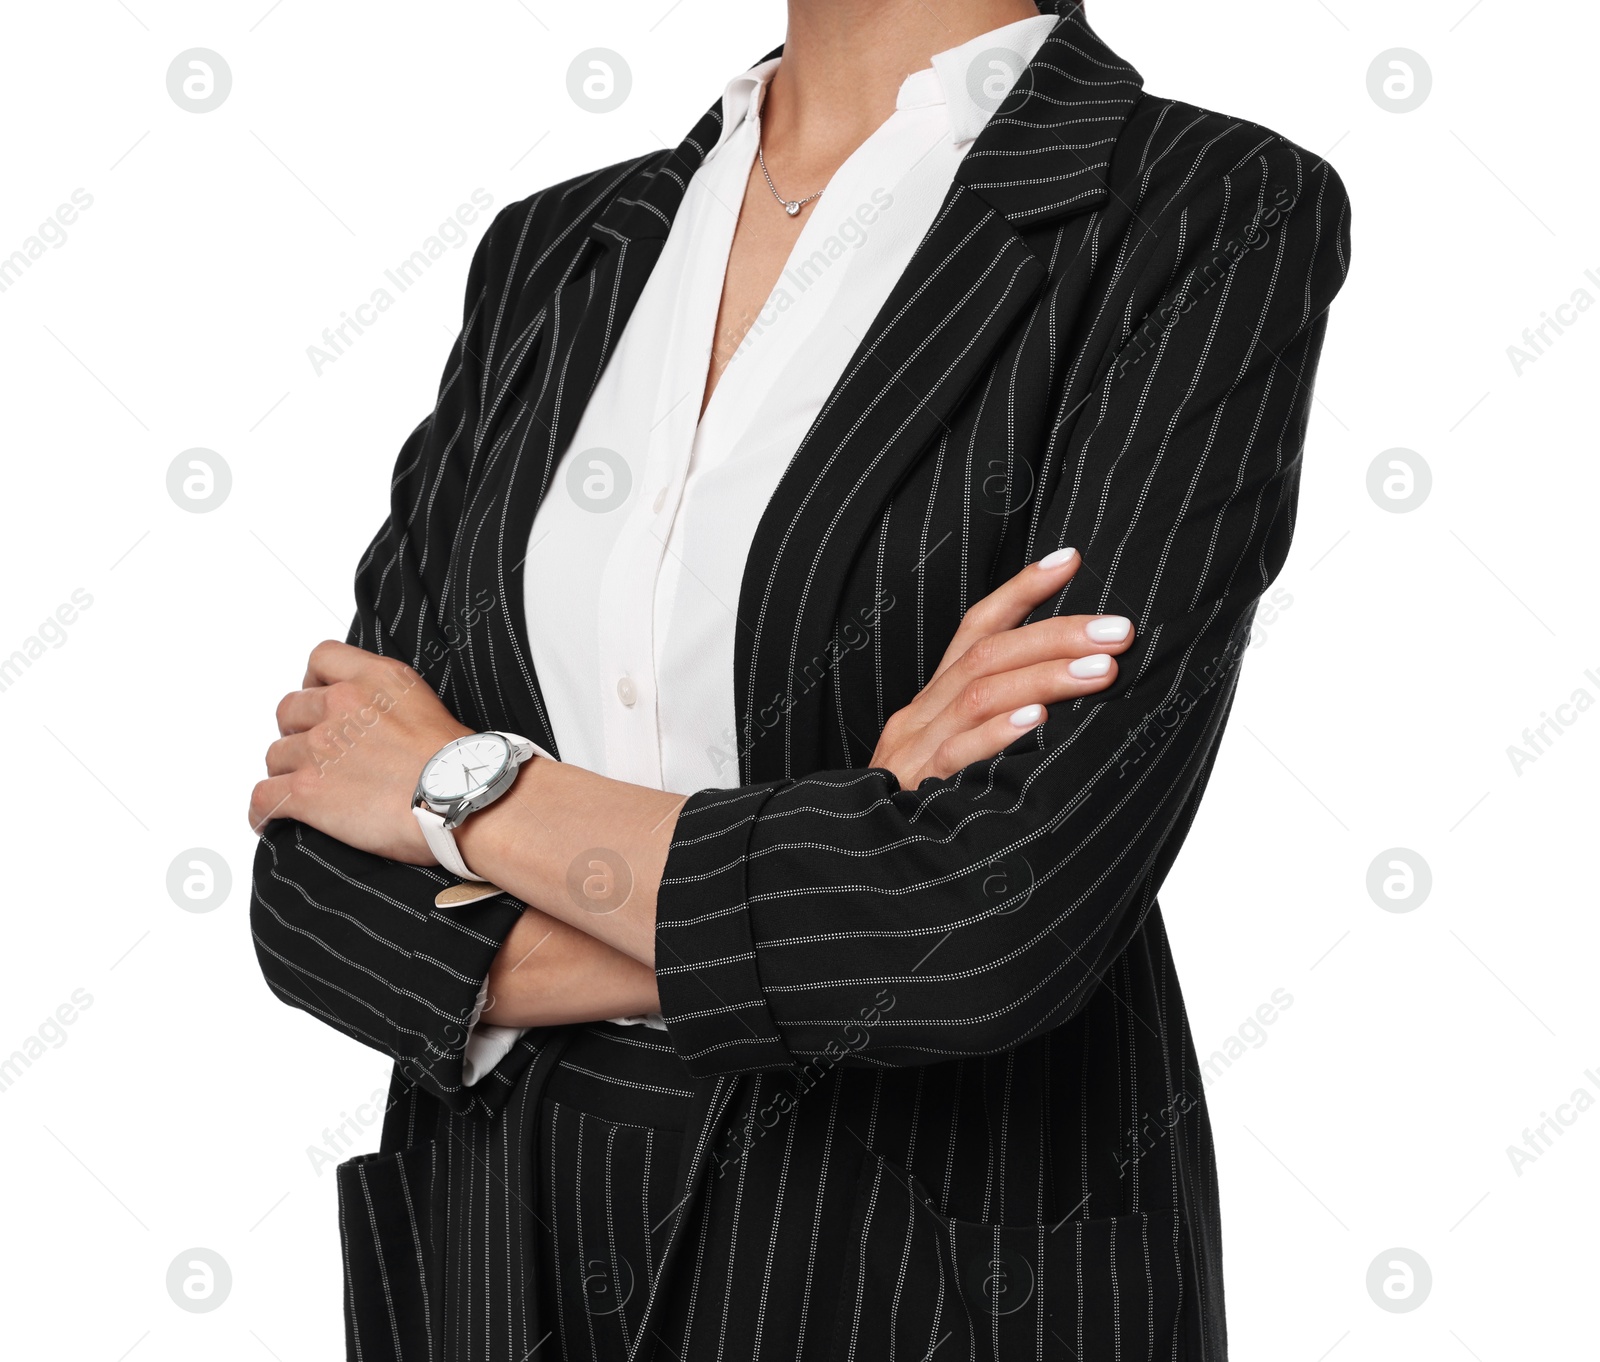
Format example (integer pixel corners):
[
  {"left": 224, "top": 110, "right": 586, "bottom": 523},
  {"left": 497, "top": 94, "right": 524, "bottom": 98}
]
[{"left": 1, "top": 1, "right": 1594, "bottom": 1358}]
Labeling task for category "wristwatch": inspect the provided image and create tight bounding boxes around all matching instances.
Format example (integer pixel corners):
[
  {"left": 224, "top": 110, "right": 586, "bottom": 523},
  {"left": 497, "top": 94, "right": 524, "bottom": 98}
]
[{"left": 412, "top": 731, "right": 552, "bottom": 880}]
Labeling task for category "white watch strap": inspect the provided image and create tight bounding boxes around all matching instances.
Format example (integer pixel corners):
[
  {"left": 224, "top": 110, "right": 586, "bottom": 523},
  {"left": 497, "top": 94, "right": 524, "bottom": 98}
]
[
  {"left": 414, "top": 805, "right": 477, "bottom": 879},
  {"left": 496, "top": 729, "right": 547, "bottom": 761},
  {"left": 494, "top": 732, "right": 549, "bottom": 763}
]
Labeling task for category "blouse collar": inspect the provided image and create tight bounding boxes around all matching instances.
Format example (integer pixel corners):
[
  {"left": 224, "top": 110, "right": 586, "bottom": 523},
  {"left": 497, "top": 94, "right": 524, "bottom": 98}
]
[{"left": 708, "top": 11, "right": 1058, "bottom": 159}]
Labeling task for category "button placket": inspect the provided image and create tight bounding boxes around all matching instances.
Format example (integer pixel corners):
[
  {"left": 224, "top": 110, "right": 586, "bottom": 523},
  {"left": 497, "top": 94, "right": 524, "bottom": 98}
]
[{"left": 597, "top": 169, "right": 723, "bottom": 784}]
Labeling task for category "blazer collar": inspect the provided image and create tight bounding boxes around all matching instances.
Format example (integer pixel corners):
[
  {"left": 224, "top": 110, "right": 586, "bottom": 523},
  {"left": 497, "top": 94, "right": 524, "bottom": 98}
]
[{"left": 589, "top": 1, "right": 1142, "bottom": 247}]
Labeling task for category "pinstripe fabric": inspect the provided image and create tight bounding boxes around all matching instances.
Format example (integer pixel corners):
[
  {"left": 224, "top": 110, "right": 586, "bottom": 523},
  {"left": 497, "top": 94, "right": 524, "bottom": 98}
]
[
  {"left": 534, "top": 1101, "right": 687, "bottom": 1362},
  {"left": 532, "top": 1026, "right": 695, "bottom": 1362},
  {"left": 252, "top": 5, "right": 1353, "bottom": 1358}
]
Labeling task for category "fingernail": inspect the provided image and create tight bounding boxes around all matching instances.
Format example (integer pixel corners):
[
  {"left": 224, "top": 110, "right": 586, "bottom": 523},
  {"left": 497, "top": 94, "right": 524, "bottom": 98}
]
[
  {"left": 1086, "top": 616, "right": 1131, "bottom": 643},
  {"left": 1068, "top": 654, "right": 1112, "bottom": 678},
  {"left": 1035, "top": 547, "right": 1077, "bottom": 570},
  {"left": 1009, "top": 704, "right": 1045, "bottom": 728}
]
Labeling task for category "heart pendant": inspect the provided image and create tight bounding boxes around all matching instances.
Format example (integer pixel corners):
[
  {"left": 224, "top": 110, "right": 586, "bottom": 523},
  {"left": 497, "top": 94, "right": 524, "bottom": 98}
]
[{"left": 784, "top": 200, "right": 801, "bottom": 216}]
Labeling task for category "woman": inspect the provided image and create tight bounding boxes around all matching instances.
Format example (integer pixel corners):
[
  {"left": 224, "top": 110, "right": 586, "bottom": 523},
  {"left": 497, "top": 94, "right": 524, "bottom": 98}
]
[{"left": 250, "top": 1, "right": 1351, "bottom": 1357}]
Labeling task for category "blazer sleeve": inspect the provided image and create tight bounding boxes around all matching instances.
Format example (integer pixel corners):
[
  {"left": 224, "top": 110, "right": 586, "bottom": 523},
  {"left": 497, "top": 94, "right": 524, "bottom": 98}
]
[
  {"left": 250, "top": 201, "right": 542, "bottom": 1117},
  {"left": 654, "top": 145, "right": 1353, "bottom": 1078}
]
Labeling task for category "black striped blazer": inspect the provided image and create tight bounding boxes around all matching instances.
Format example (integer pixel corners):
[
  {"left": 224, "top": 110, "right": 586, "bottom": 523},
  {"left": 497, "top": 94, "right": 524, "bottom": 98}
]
[{"left": 250, "top": 5, "right": 1352, "bottom": 1358}]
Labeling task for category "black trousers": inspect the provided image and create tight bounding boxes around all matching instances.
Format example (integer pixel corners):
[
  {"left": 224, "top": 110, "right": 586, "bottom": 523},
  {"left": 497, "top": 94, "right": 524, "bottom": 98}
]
[{"left": 534, "top": 1024, "right": 695, "bottom": 1362}]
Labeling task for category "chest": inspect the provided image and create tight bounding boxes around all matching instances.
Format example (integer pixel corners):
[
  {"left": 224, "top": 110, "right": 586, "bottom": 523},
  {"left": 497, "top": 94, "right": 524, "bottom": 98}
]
[
  {"left": 701, "top": 167, "right": 812, "bottom": 416},
  {"left": 453, "top": 154, "right": 1132, "bottom": 784}
]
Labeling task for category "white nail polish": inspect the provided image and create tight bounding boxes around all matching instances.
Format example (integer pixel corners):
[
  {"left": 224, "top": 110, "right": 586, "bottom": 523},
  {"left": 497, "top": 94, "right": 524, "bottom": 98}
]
[
  {"left": 1009, "top": 704, "right": 1045, "bottom": 728},
  {"left": 1086, "top": 616, "right": 1131, "bottom": 643},
  {"left": 1068, "top": 654, "right": 1112, "bottom": 678},
  {"left": 1035, "top": 547, "right": 1078, "bottom": 570}
]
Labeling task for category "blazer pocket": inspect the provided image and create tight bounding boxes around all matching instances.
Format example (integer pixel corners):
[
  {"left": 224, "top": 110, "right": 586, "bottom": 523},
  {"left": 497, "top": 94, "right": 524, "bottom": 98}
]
[
  {"left": 829, "top": 1153, "right": 1189, "bottom": 1362},
  {"left": 336, "top": 1141, "right": 444, "bottom": 1362}
]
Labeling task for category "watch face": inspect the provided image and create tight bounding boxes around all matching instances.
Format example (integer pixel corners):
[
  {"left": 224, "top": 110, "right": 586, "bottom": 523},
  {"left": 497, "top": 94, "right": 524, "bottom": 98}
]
[{"left": 420, "top": 734, "right": 511, "bottom": 804}]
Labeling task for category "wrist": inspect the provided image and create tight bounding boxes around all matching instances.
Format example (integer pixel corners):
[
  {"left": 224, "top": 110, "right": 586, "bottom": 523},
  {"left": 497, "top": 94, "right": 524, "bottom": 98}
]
[
  {"left": 413, "top": 731, "right": 552, "bottom": 879},
  {"left": 453, "top": 749, "right": 549, "bottom": 883}
]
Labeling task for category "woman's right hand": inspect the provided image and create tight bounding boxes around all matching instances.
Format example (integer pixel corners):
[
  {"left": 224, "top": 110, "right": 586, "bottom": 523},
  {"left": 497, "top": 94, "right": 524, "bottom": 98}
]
[{"left": 868, "top": 548, "right": 1135, "bottom": 790}]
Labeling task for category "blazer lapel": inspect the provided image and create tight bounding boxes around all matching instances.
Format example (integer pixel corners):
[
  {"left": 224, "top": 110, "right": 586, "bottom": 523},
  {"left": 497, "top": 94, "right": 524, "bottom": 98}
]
[
  {"left": 457, "top": 98, "right": 736, "bottom": 751},
  {"left": 733, "top": 191, "right": 1050, "bottom": 784},
  {"left": 733, "top": 3, "right": 1144, "bottom": 784},
  {"left": 473, "top": 234, "right": 666, "bottom": 753}
]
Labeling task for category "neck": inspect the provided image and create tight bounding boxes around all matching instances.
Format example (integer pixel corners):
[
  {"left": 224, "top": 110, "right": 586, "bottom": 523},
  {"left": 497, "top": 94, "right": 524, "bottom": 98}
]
[{"left": 763, "top": 0, "right": 1043, "bottom": 161}]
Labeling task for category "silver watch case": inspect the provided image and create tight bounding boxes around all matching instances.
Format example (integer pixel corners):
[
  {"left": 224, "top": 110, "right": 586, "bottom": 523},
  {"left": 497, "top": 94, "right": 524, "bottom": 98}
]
[{"left": 413, "top": 732, "right": 529, "bottom": 830}]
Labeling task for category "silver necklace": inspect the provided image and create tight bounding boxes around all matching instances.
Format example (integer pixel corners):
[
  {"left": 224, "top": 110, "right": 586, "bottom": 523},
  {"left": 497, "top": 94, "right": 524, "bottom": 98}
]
[{"left": 757, "top": 145, "right": 822, "bottom": 217}]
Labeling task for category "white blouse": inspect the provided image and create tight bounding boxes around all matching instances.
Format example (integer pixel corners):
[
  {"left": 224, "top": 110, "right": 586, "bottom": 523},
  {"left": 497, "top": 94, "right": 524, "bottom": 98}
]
[{"left": 463, "top": 12, "right": 1057, "bottom": 1084}]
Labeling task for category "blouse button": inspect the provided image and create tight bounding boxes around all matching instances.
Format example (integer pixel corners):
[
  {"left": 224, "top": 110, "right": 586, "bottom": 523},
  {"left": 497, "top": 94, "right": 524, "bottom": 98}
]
[{"left": 616, "top": 676, "right": 637, "bottom": 707}]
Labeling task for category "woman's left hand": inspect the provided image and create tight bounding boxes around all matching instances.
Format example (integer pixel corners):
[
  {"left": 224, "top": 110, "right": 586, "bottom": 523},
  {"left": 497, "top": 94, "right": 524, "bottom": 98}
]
[
  {"left": 248, "top": 640, "right": 470, "bottom": 862},
  {"left": 869, "top": 548, "right": 1134, "bottom": 791}
]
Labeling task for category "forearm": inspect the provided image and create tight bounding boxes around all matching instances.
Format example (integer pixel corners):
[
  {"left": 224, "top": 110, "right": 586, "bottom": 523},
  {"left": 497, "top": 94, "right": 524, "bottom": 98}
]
[
  {"left": 479, "top": 903, "right": 661, "bottom": 1027},
  {"left": 455, "top": 755, "right": 684, "bottom": 968}
]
